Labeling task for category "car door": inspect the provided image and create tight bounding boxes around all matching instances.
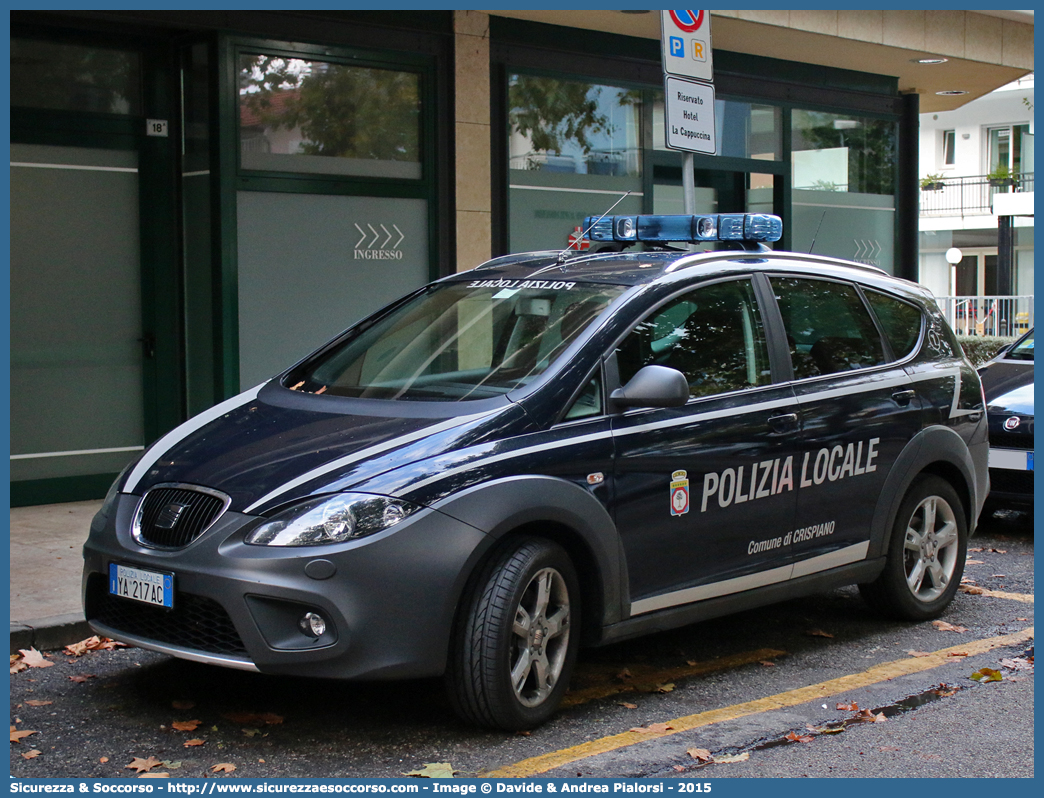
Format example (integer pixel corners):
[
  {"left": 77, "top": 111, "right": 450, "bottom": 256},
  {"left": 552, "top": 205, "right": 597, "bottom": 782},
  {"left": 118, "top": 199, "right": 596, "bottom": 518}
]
[
  {"left": 609, "top": 276, "right": 803, "bottom": 616},
  {"left": 767, "top": 275, "right": 923, "bottom": 572}
]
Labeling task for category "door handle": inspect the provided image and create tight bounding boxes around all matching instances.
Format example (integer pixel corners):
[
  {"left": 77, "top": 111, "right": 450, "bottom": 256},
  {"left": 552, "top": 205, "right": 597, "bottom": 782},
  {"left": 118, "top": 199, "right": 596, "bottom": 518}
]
[
  {"left": 891, "top": 389, "right": 916, "bottom": 407},
  {"left": 137, "top": 334, "right": 156, "bottom": 359},
  {"left": 768, "top": 412, "right": 799, "bottom": 434}
]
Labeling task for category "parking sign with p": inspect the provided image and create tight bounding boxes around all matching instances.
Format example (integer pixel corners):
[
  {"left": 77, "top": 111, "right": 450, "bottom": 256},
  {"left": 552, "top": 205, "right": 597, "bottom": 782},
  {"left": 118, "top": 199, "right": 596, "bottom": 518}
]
[{"left": 661, "top": 9, "right": 713, "bottom": 83}]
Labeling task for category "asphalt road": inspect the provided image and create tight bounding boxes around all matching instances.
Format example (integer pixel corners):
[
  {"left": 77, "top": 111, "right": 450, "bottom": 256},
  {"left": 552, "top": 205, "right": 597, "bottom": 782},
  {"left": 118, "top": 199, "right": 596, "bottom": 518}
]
[{"left": 10, "top": 509, "right": 1033, "bottom": 780}]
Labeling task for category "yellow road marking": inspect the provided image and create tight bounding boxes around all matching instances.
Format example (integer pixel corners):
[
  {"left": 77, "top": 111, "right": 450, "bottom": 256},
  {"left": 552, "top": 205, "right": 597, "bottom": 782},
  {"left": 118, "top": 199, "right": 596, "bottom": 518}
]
[
  {"left": 487, "top": 627, "right": 1033, "bottom": 778},
  {"left": 562, "top": 648, "right": 787, "bottom": 708},
  {"left": 960, "top": 586, "right": 1034, "bottom": 603}
]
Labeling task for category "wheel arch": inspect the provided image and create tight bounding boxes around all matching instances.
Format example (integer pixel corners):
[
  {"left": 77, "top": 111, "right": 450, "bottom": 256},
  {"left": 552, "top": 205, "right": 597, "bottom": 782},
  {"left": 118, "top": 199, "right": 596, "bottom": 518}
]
[
  {"left": 431, "top": 475, "right": 627, "bottom": 646},
  {"left": 868, "top": 425, "right": 980, "bottom": 561}
]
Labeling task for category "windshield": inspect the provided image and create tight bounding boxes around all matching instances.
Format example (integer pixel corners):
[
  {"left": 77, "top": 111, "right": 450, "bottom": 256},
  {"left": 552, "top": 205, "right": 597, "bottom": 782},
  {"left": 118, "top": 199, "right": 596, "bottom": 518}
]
[
  {"left": 285, "top": 280, "right": 626, "bottom": 401},
  {"left": 1006, "top": 331, "right": 1034, "bottom": 361}
]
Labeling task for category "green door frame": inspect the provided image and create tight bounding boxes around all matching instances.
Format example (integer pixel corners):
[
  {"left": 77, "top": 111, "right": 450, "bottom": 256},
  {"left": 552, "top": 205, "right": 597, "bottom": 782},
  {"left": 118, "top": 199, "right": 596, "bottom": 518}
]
[
  {"left": 10, "top": 28, "right": 183, "bottom": 506},
  {"left": 212, "top": 34, "right": 443, "bottom": 401}
]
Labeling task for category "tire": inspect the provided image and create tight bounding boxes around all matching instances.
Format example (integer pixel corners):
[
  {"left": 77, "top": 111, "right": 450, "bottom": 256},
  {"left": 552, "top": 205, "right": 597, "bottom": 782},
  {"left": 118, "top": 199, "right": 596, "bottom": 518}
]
[
  {"left": 860, "top": 475, "right": 967, "bottom": 621},
  {"left": 446, "top": 537, "right": 580, "bottom": 731}
]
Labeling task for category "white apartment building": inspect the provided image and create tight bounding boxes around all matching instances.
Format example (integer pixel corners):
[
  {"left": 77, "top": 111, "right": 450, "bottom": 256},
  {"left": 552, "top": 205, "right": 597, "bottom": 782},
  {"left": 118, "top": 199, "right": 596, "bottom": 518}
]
[{"left": 918, "top": 74, "right": 1034, "bottom": 335}]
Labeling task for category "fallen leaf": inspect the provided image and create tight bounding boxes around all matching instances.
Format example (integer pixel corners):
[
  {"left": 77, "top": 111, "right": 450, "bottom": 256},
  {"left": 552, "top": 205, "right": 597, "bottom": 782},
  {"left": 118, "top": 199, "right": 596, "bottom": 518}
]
[
  {"left": 172, "top": 700, "right": 196, "bottom": 711},
  {"left": 24, "top": 700, "right": 52, "bottom": 707},
  {"left": 713, "top": 752, "right": 750, "bottom": 764},
  {"left": 125, "top": 756, "right": 163, "bottom": 774},
  {"left": 139, "top": 774, "right": 170, "bottom": 779},
  {"left": 160, "top": 761, "right": 182, "bottom": 770},
  {"left": 759, "top": 660, "right": 776, "bottom": 667},
  {"left": 988, "top": 548, "right": 1007, "bottom": 554},
  {"left": 10, "top": 727, "right": 37, "bottom": 743},
  {"left": 183, "top": 740, "right": 205, "bottom": 748},
  {"left": 68, "top": 674, "right": 95, "bottom": 683},
  {"left": 785, "top": 732, "right": 813, "bottom": 743},
  {"left": 836, "top": 701, "right": 859, "bottom": 711},
  {"left": 10, "top": 659, "right": 28, "bottom": 675},
  {"left": 968, "top": 547, "right": 983, "bottom": 552},
  {"left": 171, "top": 720, "right": 201, "bottom": 732},
  {"left": 965, "top": 559, "right": 985, "bottom": 565},
  {"left": 18, "top": 648, "right": 54, "bottom": 669},
  {"left": 806, "top": 629, "right": 834, "bottom": 638},
  {"left": 221, "top": 711, "right": 284, "bottom": 725},
  {"left": 686, "top": 660, "right": 698, "bottom": 666},
  {"left": 655, "top": 683, "right": 675, "bottom": 693},
  {"left": 932, "top": 620, "right": 967, "bottom": 633},
  {"left": 818, "top": 726, "right": 845, "bottom": 735},
  {"left": 211, "top": 763, "right": 237, "bottom": 774},
  {"left": 999, "top": 657, "right": 1033, "bottom": 671},
  {"left": 687, "top": 747, "right": 713, "bottom": 762},
  {"left": 21, "top": 750, "right": 42, "bottom": 760},
  {"left": 970, "top": 667, "right": 1003, "bottom": 683},
  {"left": 100, "top": 757, "right": 109, "bottom": 764},
  {"left": 403, "top": 762, "right": 455, "bottom": 778},
  {"left": 907, "top": 650, "right": 932, "bottom": 658},
  {"left": 615, "top": 668, "right": 633, "bottom": 682},
  {"left": 947, "top": 651, "right": 969, "bottom": 658},
  {"left": 514, "top": 731, "right": 531, "bottom": 737},
  {"left": 618, "top": 702, "right": 637, "bottom": 709},
  {"left": 851, "top": 708, "right": 886, "bottom": 723},
  {"left": 958, "top": 585, "right": 985, "bottom": 595},
  {"left": 672, "top": 765, "right": 686, "bottom": 773},
  {"left": 930, "top": 684, "right": 959, "bottom": 697},
  {"left": 241, "top": 728, "right": 262, "bottom": 738},
  {"left": 626, "top": 718, "right": 676, "bottom": 731}
]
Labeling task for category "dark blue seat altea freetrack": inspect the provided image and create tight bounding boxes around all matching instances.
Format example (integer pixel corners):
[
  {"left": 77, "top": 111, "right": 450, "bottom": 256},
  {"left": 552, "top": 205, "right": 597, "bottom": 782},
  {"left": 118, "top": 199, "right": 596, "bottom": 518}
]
[{"left": 83, "top": 213, "right": 988, "bottom": 730}]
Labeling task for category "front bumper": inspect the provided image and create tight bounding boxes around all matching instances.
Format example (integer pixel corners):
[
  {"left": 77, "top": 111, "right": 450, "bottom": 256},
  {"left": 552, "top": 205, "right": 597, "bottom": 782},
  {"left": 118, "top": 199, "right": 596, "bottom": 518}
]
[{"left": 82, "top": 493, "right": 490, "bottom": 680}]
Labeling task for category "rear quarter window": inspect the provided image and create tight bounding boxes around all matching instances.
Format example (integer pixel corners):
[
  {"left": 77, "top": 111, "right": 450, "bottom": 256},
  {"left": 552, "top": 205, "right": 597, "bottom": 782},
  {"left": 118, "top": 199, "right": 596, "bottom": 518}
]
[{"left": 864, "top": 289, "right": 923, "bottom": 361}]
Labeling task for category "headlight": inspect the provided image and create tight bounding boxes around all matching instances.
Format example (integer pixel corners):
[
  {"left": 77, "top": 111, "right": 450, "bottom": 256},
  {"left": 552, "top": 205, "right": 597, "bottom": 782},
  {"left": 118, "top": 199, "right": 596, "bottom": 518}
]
[{"left": 245, "top": 493, "right": 419, "bottom": 547}]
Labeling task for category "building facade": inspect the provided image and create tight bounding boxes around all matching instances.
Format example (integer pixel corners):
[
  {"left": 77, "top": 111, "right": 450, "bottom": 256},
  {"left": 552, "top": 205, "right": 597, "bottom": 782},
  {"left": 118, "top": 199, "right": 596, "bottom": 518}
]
[
  {"left": 9, "top": 9, "right": 1033, "bottom": 505},
  {"left": 917, "top": 74, "right": 1034, "bottom": 337}
]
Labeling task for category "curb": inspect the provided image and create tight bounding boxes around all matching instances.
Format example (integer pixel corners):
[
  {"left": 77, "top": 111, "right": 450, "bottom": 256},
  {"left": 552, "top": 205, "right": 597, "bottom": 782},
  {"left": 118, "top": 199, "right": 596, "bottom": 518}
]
[{"left": 11, "top": 613, "right": 93, "bottom": 655}]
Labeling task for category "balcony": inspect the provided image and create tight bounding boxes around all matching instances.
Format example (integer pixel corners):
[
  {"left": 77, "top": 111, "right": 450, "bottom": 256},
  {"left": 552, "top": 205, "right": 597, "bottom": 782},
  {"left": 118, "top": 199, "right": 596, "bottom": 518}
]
[
  {"left": 935, "top": 295, "right": 1034, "bottom": 337},
  {"left": 919, "top": 172, "right": 1033, "bottom": 217}
]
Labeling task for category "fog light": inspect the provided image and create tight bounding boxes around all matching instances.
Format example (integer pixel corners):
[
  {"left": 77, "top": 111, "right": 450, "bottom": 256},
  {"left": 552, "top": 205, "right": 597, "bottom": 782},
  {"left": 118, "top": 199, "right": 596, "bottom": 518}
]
[{"left": 299, "top": 612, "right": 327, "bottom": 638}]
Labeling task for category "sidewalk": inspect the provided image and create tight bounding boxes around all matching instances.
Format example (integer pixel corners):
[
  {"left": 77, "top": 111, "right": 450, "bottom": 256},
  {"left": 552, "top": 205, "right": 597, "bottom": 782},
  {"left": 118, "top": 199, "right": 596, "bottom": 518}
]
[{"left": 9, "top": 499, "right": 100, "bottom": 653}]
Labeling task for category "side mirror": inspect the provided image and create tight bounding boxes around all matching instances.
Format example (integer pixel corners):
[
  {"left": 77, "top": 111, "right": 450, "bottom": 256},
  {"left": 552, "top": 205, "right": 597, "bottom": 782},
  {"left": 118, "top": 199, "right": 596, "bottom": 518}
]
[{"left": 610, "top": 365, "right": 690, "bottom": 409}]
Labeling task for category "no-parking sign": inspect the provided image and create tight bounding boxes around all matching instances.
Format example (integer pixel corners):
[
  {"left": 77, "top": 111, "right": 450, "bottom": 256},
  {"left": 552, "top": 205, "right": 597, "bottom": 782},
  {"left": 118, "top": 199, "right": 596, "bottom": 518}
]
[{"left": 661, "top": 10, "right": 713, "bottom": 83}]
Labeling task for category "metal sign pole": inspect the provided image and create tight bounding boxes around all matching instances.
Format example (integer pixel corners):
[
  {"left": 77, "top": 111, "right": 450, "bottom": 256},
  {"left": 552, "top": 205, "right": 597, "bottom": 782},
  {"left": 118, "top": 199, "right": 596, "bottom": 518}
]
[{"left": 682, "top": 152, "right": 696, "bottom": 214}]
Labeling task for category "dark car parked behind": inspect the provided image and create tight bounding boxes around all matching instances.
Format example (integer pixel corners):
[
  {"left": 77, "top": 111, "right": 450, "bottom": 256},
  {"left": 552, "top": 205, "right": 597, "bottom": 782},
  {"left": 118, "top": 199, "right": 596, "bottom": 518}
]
[{"left": 979, "top": 328, "right": 1034, "bottom": 511}]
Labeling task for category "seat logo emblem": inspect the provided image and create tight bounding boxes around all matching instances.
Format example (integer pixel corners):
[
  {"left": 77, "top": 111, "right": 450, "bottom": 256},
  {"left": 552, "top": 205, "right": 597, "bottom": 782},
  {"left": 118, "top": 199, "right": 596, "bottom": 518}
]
[
  {"left": 155, "top": 502, "right": 190, "bottom": 530},
  {"left": 1004, "top": 416, "right": 1021, "bottom": 431}
]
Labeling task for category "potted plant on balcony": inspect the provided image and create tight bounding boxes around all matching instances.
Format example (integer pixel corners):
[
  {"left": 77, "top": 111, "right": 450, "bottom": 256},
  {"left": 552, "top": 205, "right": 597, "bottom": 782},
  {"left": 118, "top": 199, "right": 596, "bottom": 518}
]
[
  {"left": 988, "top": 165, "right": 1017, "bottom": 188},
  {"left": 919, "top": 173, "right": 945, "bottom": 191}
]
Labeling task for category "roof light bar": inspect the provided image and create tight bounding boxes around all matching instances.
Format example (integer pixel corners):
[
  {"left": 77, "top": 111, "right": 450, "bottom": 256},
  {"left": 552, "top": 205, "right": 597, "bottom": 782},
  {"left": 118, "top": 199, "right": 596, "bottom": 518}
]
[{"left": 582, "top": 213, "right": 782, "bottom": 244}]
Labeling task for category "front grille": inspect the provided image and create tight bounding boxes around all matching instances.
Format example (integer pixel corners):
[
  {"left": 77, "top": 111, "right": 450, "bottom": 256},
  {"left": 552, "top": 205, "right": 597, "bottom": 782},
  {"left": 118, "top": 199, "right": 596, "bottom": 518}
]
[
  {"left": 988, "top": 430, "right": 1033, "bottom": 450},
  {"left": 135, "top": 485, "right": 228, "bottom": 548},
  {"left": 989, "top": 468, "right": 1034, "bottom": 495},
  {"left": 86, "top": 575, "right": 247, "bottom": 656}
]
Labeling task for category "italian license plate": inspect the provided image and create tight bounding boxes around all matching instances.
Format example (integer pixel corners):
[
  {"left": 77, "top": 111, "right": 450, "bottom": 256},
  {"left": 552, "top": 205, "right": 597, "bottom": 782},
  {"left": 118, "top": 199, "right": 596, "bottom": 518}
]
[{"left": 109, "top": 563, "right": 174, "bottom": 609}]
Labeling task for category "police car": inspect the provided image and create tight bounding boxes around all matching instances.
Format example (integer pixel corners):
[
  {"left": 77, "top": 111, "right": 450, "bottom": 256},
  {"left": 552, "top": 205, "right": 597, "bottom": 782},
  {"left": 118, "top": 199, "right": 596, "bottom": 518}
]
[{"left": 83, "top": 213, "right": 988, "bottom": 730}]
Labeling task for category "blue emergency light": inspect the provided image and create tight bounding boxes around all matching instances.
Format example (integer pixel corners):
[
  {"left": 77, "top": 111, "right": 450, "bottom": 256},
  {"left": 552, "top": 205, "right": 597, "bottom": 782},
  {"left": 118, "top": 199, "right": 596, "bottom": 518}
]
[{"left": 582, "top": 213, "right": 782, "bottom": 244}]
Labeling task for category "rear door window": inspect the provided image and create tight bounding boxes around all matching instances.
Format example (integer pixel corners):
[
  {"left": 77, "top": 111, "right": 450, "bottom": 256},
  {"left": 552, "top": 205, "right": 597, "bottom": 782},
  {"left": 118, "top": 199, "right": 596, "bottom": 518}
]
[
  {"left": 864, "top": 289, "right": 923, "bottom": 361},
  {"left": 771, "top": 277, "right": 886, "bottom": 379}
]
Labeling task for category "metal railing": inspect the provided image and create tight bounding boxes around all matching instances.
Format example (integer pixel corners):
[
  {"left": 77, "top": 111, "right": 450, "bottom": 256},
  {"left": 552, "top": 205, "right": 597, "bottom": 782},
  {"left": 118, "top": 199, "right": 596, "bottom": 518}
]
[
  {"left": 935, "top": 295, "right": 1034, "bottom": 337},
  {"left": 919, "top": 172, "right": 1033, "bottom": 217}
]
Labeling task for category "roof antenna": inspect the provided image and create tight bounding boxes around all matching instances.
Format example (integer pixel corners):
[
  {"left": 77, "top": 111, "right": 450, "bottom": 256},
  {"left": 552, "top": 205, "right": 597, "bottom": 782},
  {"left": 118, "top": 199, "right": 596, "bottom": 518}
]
[
  {"left": 556, "top": 190, "right": 632, "bottom": 265},
  {"left": 808, "top": 211, "right": 827, "bottom": 254}
]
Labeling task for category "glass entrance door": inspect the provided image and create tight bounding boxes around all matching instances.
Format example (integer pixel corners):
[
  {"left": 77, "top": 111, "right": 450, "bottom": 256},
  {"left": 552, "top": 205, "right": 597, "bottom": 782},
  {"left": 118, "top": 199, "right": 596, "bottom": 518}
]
[{"left": 10, "top": 144, "right": 147, "bottom": 494}]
